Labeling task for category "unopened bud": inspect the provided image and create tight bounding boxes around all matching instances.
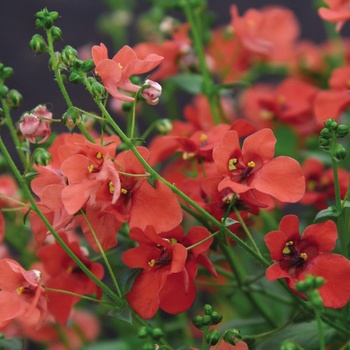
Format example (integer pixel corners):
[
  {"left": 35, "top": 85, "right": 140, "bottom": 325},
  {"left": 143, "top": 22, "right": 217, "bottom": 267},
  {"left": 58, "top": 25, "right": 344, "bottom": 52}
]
[
  {"left": 61, "top": 45, "right": 78, "bottom": 66},
  {"left": 336, "top": 124, "right": 349, "bottom": 138},
  {"left": 7, "top": 90, "right": 22, "bottom": 109},
  {"left": 210, "top": 311, "right": 223, "bottom": 325},
  {"left": 91, "top": 81, "right": 106, "bottom": 98},
  {"left": 192, "top": 315, "right": 203, "bottom": 328},
  {"left": 151, "top": 328, "right": 163, "bottom": 340},
  {"left": 205, "top": 329, "right": 219, "bottom": 346},
  {"left": 49, "top": 26, "right": 62, "bottom": 41},
  {"left": 29, "top": 34, "right": 47, "bottom": 54},
  {"left": 156, "top": 119, "right": 172, "bottom": 135},
  {"left": 69, "top": 70, "right": 83, "bottom": 84},
  {"left": 19, "top": 105, "right": 52, "bottom": 143},
  {"left": 82, "top": 59, "right": 95, "bottom": 73},
  {"left": 324, "top": 118, "right": 338, "bottom": 130},
  {"left": 33, "top": 148, "right": 52, "bottom": 166},
  {"left": 0, "top": 66, "right": 14, "bottom": 81},
  {"left": 0, "top": 85, "right": 9, "bottom": 99},
  {"left": 320, "top": 128, "right": 332, "bottom": 139},
  {"left": 335, "top": 144, "right": 347, "bottom": 160},
  {"left": 141, "top": 79, "right": 162, "bottom": 106},
  {"left": 62, "top": 109, "right": 81, "bottom": 128}
]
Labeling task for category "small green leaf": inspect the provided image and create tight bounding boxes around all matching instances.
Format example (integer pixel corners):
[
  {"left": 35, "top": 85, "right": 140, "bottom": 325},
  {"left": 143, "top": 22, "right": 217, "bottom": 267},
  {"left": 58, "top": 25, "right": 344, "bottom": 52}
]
[
  {"left": 314, "top": 206, "right": 340, "bottom": 222},
  {"left": 108, "top": 299, "right": 132, "bottom": 324},
  {"left": 221, "top": 217, "right": 239, "bottom": 227},
  {"left": 147, "top": 173, "right": 157, "bottom": 188},
  {"left": 168, "top": 73, "right": 203, "bottom": 94}
]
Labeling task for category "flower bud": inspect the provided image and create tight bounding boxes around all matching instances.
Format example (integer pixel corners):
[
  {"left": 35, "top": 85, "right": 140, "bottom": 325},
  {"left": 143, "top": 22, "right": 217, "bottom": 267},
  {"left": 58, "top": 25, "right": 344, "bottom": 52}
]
[
  {"left": 205, "top": 329, "right": 219, "bottom": 346},
  {"left": 61, "top": 45, "right": 78, "bottom": 66},
  {"left": 202, "top": 315, "right": 211, "bottom": 325},
  {"left": 62, "top": 109, "right": 81, "bottom": 128},
  {"left": 82, "top": 59, "right": 95, "bottom": 73},
  {"left": 143, "top": 342, "right": 154, "bottom": 350},
  {"left": 155, "top": 119, "right": 173, "bottom": 135},
  {"left": 0, "top": 85, "right": 9, "bottom": 99},
  {"left": 280, "top": 340, "right": 298, "bottom": 350},
  {"left": 151, "top": 328, "right": 163, "bottom": 340},
  {"left": 0, "top": 66, "right": 13, "bottom": 81},
  {"left": 29, "top": 34, "right": 47, "bottom": 54},
  {"left": 122, "top": 102, "right": 133, "bottom": 112},
  {"left": 324, "top": 118, "right": 338, "bottom": 130},
  {"left": 35, "top": 8, "right": 59, "bottom": 29},
  {"left": 204, "top": 304, "right": 213, "bottom": 315},
  {"left": 49, "top": 26, "right": 62, "bottom": 42},
  {"left": 69, "top": 70, "right": 84, "bottom": 84},
  {"left": 141, "top": 79, "right": 162, "bottom": 106},
  {"left": 91, "top": 81, "right": 106, "bottom": 98},
  {"left": 48, "top": 52, "right": 61, "bottom": 71},
  {"left": 19, "top": 105, "right": 52, "bottom": 144},
  {"left": 223, "top": 329, "right": 242, "bottom": 345},
  {"left": 137, "top": 326, "right": 150, "bottom": 338},
  {"left": 7, "top": 90, "right": 22, "bottom": 109},
  {"left": 33, "top": 148, "right": 52, "bottom": 166},
  {"left": 336, "top": 124, "right": 349, "bottom": 138},
  {"left": 210, "top": 311, "right": 223, "bottom": 325},
  {"left": 318, "top": 137, "right": 330, "bottom": 148},
  {"left": 192, "top": 315, "right": 203, "bottom": 328},
  {"left": 320, "top": 128, "right": 332, "bottom": 139},
  {"left": 335, "top": 144, "right": 347, "bottom": 160}
]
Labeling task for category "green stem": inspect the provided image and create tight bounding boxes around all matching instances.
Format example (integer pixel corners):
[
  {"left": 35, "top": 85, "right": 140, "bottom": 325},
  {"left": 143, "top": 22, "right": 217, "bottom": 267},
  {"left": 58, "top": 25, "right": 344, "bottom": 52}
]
[
  {"left": 234, "top": 206, "right": 263, "bottom": 258},
  {"left": 182, "top": 0, "right": 221, "bottom": 125},
  {"left": 96, "top": 98, "right": 270, "bottom": 268},
  {"left": 186, "top": 230, "right": 220, "bottom": 251},
  {"left": 80, "top": 210, "right": 123, "bottom": 298},
  {"left": 45, "top": 29, "right": 95, "bottom": 143},
  {"left": 0, "top": 136, "right": 120, "bottom": 303},
  {"left": 0, "top": 96, "right": 27, "bottom": 167},
  {"left": 44, "top": 286, "right": 114, "bottom": 306},
  {"left": 315, "top": 308, "right": 326, "bottom": 350},
  {"left": 127, "top": 98, "right": 137, "bottom": 140}
]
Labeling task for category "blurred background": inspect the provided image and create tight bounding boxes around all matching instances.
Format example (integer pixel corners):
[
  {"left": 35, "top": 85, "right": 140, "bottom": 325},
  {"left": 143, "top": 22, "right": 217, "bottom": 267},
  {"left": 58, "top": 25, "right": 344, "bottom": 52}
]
[{"left": 0, "top": 0, "right": 343, "bottom": 128}]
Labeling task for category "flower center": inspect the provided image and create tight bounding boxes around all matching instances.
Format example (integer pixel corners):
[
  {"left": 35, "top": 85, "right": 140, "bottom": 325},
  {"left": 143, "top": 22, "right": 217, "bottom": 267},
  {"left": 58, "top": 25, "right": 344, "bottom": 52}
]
[{"left": 282, "top": 240, "right": 308, "bottom": 268}]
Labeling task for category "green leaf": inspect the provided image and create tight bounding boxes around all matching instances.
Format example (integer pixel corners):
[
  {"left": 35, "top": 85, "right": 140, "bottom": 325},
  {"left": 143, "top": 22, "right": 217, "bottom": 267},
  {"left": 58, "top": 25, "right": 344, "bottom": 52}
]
[
  {"left": 221, "top": 217, "right": 239, "bottom": 227},
  {"left": 118, "top": 267, "right": 141, "bottom": 295},
  {"left": 168, "top": 73, "right": 203, "bottom": 94},
  {"left": 254, "top": 321, "right": 335, "bottom": 350},
  {"left": 314, "top": 206, "right": 340, "bottom": 222},
  {"left": 0, "top": 338, "right": 23, "bottom": 350},
  {"left": 108, "top": 299, "right": 132, "bottom": 324}
]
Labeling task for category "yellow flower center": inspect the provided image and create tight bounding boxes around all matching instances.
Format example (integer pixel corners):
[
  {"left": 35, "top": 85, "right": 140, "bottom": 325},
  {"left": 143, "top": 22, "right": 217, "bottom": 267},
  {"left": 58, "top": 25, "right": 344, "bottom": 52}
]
[
  {"left": 228, "top": 158, "right": 238, "bottom": 171},
  {"left": 88, "top": 164, "right": 94, "bottom": 173},
  {"left": 109, "top": 181, "right": 114, "bottom": 194}
]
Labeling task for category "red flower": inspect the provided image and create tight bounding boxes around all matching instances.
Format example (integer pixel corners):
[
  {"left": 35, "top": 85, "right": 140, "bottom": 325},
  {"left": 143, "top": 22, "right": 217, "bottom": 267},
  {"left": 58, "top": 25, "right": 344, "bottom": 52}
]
[
  {"left": 0, "top": 259, "right": 47, "bottom": 329},
  {"left": 314, "top": 66, "right": 350, "bottom": 124},
  {"left": 318, "top": 0, "right": 350, "bottom": 31},
  {"left": 122, "top": 225, "right": 216, "bottom": 319},
  {"left": 265, "top": 215, "right": 350, "bottom": 308},
  {"left": 37, "top": 233, "right": 104, "bottom": 324},
  {"left": 92, "top": 43, "right": 163, "bottom": 102},
  {"left": 212, "top": 128, "right": 305, "bottom": 205}
]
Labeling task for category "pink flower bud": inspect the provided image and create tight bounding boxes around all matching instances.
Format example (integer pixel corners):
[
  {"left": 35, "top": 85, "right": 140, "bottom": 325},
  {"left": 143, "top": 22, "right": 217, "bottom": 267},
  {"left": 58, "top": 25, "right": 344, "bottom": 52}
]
[
  {"left": 142, "top": 79, "right": 162, "bottom": 106},
  {"left": 19, "top": 105, "right": 52, "bottom": 144}
]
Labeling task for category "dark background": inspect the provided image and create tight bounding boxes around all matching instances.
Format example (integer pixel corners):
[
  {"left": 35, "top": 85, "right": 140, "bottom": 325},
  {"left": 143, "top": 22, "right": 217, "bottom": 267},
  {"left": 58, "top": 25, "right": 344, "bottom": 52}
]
[{"left": 0, "top": 1, "right": 342, "bottom": 126}]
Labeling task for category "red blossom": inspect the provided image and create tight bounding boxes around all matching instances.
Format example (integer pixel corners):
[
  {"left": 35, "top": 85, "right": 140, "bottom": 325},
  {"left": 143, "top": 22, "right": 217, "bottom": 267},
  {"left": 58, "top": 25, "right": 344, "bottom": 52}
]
[
  {"left": 122, "top": 225, "right": 216, "bottom": 319},
  {"left": 318, "top": 0, "right": 350, "bottom": 31},
  {"left": 36, "top": 233, "right": 104, "bottom": 324},
  {"left": 0, "top": 259, "right": 48, "bottom": 329},
  {"left": 213, "top": 128, "right": 305, "bottom": 205},
  {"left": 92, "top": 43, "right": 163, "bottom": 102},
  {"left": 265, "top": 215, "right": 350, "bottom": 308}
]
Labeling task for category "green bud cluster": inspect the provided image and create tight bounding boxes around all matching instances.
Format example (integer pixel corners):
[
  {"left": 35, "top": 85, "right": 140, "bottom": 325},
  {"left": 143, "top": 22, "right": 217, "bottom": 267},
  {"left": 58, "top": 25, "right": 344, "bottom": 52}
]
[
  {"left": 192, "top": 304, "right": 223, "bottom": 329},
  {"left": 137, "top": 326, "right": 164, "bottom": 341},
  {"left": 7, "top": 90, "right": 23, "bottom": 109},
  {"left": 319, "top": 118, "right": 349, "bottom": 161},
  {"left": 35, "top": 8, "right": 59, "bottom": 30},
  {"left": 296, "top": 275, "right": 325, "bottom": 309},
  {"left": 33, "top": 148, "right": 52, "bottom": 166},
  {"left": 280, "top": 340, "right": 302, "bottom": 350}
]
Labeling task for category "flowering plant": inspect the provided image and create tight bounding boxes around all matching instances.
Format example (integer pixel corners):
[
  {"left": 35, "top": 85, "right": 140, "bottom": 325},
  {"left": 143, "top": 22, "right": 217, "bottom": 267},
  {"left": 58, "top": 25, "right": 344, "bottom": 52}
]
[{"left": 1, "top": 1, "right": 350, "bottom": 349}]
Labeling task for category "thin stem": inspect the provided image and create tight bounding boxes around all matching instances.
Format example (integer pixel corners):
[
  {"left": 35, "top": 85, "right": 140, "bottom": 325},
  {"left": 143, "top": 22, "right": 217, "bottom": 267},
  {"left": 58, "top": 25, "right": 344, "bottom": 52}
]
[
  {"left": 127, "top": 98, "right": 137, "bottom": 140},
  {"left": 186, "top": 230, "right": 220, "bottom": 251},
  {"left": 0, "top": 137, "right": 120, "bottom": 303},
  {"left": 234, "top": 206, "right": 263, "bottom": 258},
  {"left": 43, "top": 287, "right": 114, "bottom": 306},
  {"left": 80, "top": 210, "right": 122, "bottom": 298},
  {"left": 45, "top": 29, "right": 95, "bottom": 143},
  {"left": 182, "top": 0, "right": 221, "bottom": 125},
  {"left": 94, "top": 99, "right": 271, "bottom": 268},
  {"left": 0, "top": 96, "right": 27, "bottom": 167},
  {"left": 315, "top": 308, "right": 326, "bottom": 350}
]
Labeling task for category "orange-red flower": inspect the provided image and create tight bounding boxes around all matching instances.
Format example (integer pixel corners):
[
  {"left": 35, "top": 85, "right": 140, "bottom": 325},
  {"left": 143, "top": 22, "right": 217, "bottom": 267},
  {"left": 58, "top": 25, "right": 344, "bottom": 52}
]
[
  {"left": 265, "top": 215, "right": 350, "bottom": 308},
  {"left": 318, "top": 0, "right": 350, "bottom": 31},
  {"left": 122, "top": 225, "right": 216, "bottom": 319},
  {"left": 92, "top": 43, "right": 163, "bottom": 102},
  {"left": 212, "top": 128, "right": 305, "bottom": 205},
  {"left": 0, "top": 259, "right": 47, "bottom": 329}
]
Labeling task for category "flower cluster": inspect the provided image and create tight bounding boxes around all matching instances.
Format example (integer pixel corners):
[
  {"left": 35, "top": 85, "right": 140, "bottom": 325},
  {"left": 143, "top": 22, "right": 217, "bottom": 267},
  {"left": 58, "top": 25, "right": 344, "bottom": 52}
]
[{"left": 1, "top": 2, "right": 350, "bottom": 350}]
